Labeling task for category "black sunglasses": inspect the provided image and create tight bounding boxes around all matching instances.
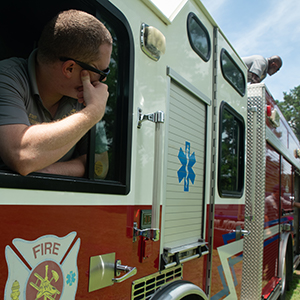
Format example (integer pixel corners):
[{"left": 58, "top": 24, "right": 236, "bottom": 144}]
[{"left": 60, "top": 57, "right": 110, "bottom": 82}]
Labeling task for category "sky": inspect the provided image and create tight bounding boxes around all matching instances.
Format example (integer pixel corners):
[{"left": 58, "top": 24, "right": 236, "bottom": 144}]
[{"left": 151, "top": 0, "right": 300, "bottom": 102}]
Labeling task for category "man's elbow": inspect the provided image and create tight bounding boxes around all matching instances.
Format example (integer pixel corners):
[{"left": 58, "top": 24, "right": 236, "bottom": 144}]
[
  {"left": 11, "top": 162, "right": 34, "bottom": 176},
  {"left": 5, "top": 156, "right": 37, "bottom": 176},
  {"left": 17, "top": 166, "right": 34, "bottom": 176}
]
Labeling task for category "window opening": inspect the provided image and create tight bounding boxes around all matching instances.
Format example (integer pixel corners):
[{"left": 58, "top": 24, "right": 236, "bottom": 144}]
[
  {"left": 187, "top": 12, "right": 211, "bottom": 62},
  {"left": 220, "top": 49, "right": 246, "bottom": 96},
  {"left": 218, "top": 102, "right": 245, "bottom": 197},
  {"left": 0, "top": 0, "right": 133, "bottom": 195}
]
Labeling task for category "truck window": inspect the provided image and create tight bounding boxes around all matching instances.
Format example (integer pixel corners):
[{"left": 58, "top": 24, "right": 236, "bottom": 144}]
[
  {"left": 218, "top": 102, "right": 245, "bottom": 197},
  {"left": 220, "top": 49, "right": 246, "bottom": 96},
  {"left": 187, "top": 12, "right": 211, "bottom": 62},
  {"left": 0, "top": 1, "right": 133, "bottom": 195}
]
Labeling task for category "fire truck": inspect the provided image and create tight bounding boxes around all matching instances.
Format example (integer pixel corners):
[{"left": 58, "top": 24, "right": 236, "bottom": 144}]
[{"left": 0, "top": 0, "right": 299, "bottom": 299}]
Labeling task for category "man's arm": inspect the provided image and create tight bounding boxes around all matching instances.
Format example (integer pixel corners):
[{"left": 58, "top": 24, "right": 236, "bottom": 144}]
[
  {"left": 249, "top": 72, "right": 261, "bottom": 84},
  {"left": 0, "top": 71, "right": 108, "bottom": 176},
  {"left": 38, "top": 154, "right": 87, "bottom": 177}
]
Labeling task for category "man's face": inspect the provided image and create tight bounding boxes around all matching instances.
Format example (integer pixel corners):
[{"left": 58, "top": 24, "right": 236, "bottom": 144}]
[
  {"left": 71, "top": 43, "right": 112, "bottom": 98},
  {"left": 268, "top": 62, "right": 281, "bottom": 76},
  {"left": 85, "top": 43, "right": 112, "bottom": 83}
]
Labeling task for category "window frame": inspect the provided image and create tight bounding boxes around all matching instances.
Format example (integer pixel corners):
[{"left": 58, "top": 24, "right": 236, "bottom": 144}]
[
  {"left": 218, "top": 102, "right": 245, "bottom": 198},
  {"left": 220, "top": 48, "right": 246, "bottom": 96},
  {"left": 0, "top": 0, "right": 134, "bottom": 195},
  {"left": 187, "top": 12, "right": 211, "bottom": 62}
]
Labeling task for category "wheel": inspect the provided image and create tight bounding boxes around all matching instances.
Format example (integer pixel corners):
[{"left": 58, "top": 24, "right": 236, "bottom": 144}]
[
  {"left": 279, "top": 253, "right": 287, "bottom": 300},
  {"left": 279, "top": 235, "right": 293, "bottom": 299},
  {"left": 285, "top": 239, "right": 293, "bottom": 292},
  {"left": 149, "top": 280, "right": 208, "bottom": 300}
]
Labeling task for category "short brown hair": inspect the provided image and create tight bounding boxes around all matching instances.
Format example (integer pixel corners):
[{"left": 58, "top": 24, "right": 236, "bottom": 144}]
[{"left": 37, "top": 9, "right": 112, "bottom": 64}]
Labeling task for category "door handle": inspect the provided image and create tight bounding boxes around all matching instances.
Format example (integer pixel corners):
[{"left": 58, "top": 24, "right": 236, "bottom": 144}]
[
  {"left": 113, "top": 260, "right": 137, "bottom": 283},
  {"left": 235, "top": 225, "right": 250, "bottom": 240},
  {"left": 240, "top": 229, "right": 250, "bottom": 236}
]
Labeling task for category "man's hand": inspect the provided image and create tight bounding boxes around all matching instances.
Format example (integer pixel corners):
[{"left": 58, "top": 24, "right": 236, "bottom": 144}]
[
  {"left": 77, "top": 70, "right": 109, "bottom": 122},
  {"left": 250, "top": 72, "right": 261, "bottom": 84},
  {"left": 37, "top": 155, "right": 87, "bottom": 177}
]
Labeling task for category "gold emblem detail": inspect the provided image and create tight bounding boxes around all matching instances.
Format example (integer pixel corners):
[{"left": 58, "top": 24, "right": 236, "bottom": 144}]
[
  {"left": 95, "top": 160, "right": 104, "bottom": 177},
  {"left": 30, "top": 265, "right": 61, "bottom": 299},
  {"left": 11, "top": 280, "right": 20, "bottom": 300}
]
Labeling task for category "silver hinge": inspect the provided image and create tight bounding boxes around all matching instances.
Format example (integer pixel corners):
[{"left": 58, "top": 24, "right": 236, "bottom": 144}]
[
  {"left": 137, "top": 108, "right": 164, "bottom": 129},
  {"left": 133, "top": 222, "right": 160, "bottom": 242}
]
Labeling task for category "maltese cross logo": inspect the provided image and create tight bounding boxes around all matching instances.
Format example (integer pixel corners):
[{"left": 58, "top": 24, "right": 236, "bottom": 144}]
[{"left": 177, "top": 141, "right": 196, "bottom": 191}]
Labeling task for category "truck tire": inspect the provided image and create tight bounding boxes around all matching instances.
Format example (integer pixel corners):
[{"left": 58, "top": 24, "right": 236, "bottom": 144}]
[
  {"left": 149, "top": 280, "right": 208, "bottom": 300},
  {"left": 279, "top": 251, "right": 287, "bottom": 300},
  {"left": 279, "top": 234, "right": 293, "bottom": 300}
]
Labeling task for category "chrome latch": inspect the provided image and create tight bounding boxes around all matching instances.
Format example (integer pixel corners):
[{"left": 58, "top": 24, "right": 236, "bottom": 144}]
[
  {"left": 235, "top": 225, "right": 250, "bottom": 240},
  {"left": 133, "top": 222, "right": 160, "bottom": 242},
  {"left": 137, "top": 108, "right": 164, "bottom": 129},
  {"left": 114, "top": 260, "right": 137, "bottom": 283},
  {"left": 281, "top": 223, "right": 292, "bottom": 232}
]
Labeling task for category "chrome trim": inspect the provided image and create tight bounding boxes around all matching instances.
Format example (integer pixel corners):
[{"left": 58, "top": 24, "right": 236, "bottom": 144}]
[
  {"left": 241, "top": 83, "right": 267, "bottom": 299},
  {"left": 166, "top": 67, "right": 211, "bottom": 106},
  {"left": 164, "top": 240, "right": 207, "bottom": 255},
  {"left": 136, "top": 108, "right": 164, "bottom": 242},
  {"left": 161, "top": 240, "right": 209, "bottom": 269},
  {"left": 247, "top": 106, "right": 257, "bottom": 221},
  {"left": 137, "top": 108, "right": 164, "bottom": 129},
  {"left": 133, "top": 222, "right": 160, "bottom": 241}
]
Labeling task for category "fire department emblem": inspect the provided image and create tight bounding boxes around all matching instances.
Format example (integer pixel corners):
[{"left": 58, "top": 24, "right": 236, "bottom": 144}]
[{"left": 4, "top": 232, "right": 80, "bottom": 300}]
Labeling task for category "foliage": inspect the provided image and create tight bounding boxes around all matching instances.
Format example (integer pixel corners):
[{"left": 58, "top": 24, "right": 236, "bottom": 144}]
[
  {"left": 286, "top": 270, "right": 300, "bottom": 299},
  {"left": 220, "top": 109, "right": 240, "bottom": 192},
  {"left": 275, "top": 86, "right": 300, "bottom": 141}
]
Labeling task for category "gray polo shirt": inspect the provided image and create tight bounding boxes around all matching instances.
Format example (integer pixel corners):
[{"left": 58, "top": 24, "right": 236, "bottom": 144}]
[
  {"left": 243, "top": 55, "right": 268, "bottom": 82},
  {"left": 0, "top": 50, "right": 88, "bottom": 169}
]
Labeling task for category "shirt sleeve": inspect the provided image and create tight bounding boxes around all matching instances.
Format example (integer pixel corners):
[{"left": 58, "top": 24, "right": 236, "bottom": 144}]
[
  {"left": 248, "top": 58, "right": 268, "bottom": 79},
  {"left": 0, "top": 61, "right": 31, "bottom": 126}
]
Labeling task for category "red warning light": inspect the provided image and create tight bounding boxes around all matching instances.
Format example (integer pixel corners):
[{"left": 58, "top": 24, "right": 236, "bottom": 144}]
[{"left": 266, "top": 105, "right": 272, "bottom": 117}]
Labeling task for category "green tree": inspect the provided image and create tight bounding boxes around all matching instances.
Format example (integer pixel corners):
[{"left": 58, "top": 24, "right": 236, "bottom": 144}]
[{"left": 276, "top": 85, "right": 300, "bottom": 141}]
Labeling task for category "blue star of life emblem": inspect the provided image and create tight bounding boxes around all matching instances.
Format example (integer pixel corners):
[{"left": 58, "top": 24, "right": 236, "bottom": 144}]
[{"left": 177, "top": 141, "right": 196, "bottom": 192}]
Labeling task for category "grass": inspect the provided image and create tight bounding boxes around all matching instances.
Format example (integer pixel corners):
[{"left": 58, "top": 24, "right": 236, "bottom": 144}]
[{"left": 286, "top": 269, "right": 300, "bottom": 300}]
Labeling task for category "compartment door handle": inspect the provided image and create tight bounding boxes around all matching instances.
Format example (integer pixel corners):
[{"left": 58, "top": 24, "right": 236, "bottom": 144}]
[{"left": 113, "top": 260, "right": 137, "bottom": 283}]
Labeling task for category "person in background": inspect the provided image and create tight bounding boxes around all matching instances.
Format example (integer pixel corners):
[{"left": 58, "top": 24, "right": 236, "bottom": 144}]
[{"left": 243, "top": 55, "right": 282, "bottom": 84}]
